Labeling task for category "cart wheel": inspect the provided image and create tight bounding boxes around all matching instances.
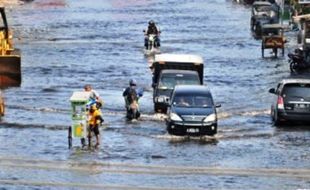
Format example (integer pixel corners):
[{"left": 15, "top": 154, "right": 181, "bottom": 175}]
[
  {"left": 68, "top": 126, "right": 72, "bottom": 149},
  {"left": 88, "top": 136, "right": 91, "bottom": 147},
  {"left": 0, "top": 100, "right": 4, "bottom": 116},
  {"left": 81, "top": 138, "right": 86, "bottom": 147},
  {"left": 282, "top": 48, "right": 285, "bottom": 56},
  {"left": 274, "top": 48, "right": 278, "bottom": 58},
  {"left": 290, "top": 61, "right": 299, "bottom": 73},
  {"left": 261, "top": 41, "right": 264, "bottom": 58}
]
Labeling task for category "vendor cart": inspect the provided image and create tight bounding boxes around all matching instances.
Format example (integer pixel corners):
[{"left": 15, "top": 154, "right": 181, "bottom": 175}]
[
  {"left": 261, "top": 24, "right": 286, "bottom": 58},
  {"left": 68, "top": 91, "right": 91, "bottom": 148}
]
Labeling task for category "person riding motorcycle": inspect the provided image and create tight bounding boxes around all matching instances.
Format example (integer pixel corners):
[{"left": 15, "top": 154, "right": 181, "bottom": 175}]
[
  {"left": 144, "top": 20, "right": 161, "bottom": 49},
  {"left": 123, "top": 79, "right": 143, "bottom": 119},
  {"left": 288, "top": 47, "right": 308, "bottom": 73}
]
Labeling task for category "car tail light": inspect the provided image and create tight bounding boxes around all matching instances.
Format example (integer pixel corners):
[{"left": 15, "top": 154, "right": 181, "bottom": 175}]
[{"left": 277, "top": 96, "right": 284, "bottom": 109}]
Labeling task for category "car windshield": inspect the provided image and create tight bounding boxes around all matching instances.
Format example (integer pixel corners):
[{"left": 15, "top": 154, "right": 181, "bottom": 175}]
[
  {"left": 282, "top": 83, "right": 310, "bottom": 100},
  {"left": 255, "top": 6, "right": 271, "bottom": 13},
  {"left": 173, "top": 94, "right": 213, "bottom": 108},
  {"left": 159, "top": 73, "right": 200, "bottom": 89}
]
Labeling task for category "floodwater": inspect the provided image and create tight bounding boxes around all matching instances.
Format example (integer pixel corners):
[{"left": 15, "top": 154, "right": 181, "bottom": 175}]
[{"left": 0, "top": 0, "right": 310, "bottom": 189}]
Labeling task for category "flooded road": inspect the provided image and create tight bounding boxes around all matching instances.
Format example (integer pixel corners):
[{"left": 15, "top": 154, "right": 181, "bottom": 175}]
[{"left": 0, "top": 0, "right": 310, "bottom": 189}]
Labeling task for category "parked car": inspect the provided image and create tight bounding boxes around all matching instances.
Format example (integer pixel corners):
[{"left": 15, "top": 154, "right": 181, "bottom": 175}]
[
  {"left": 166, "top": 85, "right": 221, "bottom": 136},
  {"left": 269, "top": 79, "right": 310, "bottom": 125},
  {"left": 151, "top": 54, "right": 204, "bottom": 113}
]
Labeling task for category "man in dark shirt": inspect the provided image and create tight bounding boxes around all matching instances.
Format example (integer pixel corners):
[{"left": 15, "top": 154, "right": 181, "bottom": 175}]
[
  {"left": 123, "top": 79, "right": 138, "bottom": 110},
  {"left": 144, "top": 20, "right": 161, "bottom": 49}
]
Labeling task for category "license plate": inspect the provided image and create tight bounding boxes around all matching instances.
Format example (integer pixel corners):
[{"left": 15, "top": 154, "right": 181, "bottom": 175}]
[
  {"left": 297, "top": 104, "right": 306, "bottom": 108},
  {"left": 187, "top": 128, "right": 199, "bottom": 133}
]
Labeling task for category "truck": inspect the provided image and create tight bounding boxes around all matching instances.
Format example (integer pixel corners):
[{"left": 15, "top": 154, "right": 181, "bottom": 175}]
[{"left": 151, "top": 54, "right": 204, "bottom": 113}]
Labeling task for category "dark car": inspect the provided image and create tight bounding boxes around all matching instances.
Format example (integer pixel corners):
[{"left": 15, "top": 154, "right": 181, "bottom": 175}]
[
  {"left": 269, "top": 79, "right": 310, "bottom": 125},
  {"left": 166, "top": 85, "right": 221, "bottom": 136}
]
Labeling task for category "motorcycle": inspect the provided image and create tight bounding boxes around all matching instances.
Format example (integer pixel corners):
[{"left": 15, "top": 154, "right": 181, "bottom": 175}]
[
  {"left": 288, "top": 49, "right": 308, "bottom": 73},
  {"left": 124, "top": 88, "right": 143, "bottom": 121},
  {"left": 144, "top": 34, "right": 160, "bottom": 56},
  {"left": 125, "top": 99, "right": 141, "bottom": 120}
]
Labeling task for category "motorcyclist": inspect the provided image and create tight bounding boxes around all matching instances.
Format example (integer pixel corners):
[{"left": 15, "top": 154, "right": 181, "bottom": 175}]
[
  {"left": 144, "top": 20, "right": 161, "bottom": 49},
  {"left": 123, "top": 79, "right": 143, "bottom": 119}
]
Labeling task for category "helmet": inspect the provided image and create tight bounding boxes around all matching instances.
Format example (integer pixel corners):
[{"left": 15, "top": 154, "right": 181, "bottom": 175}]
[
  {"left": 129, "top": 79, "right": 137, "bottom": 86},
  {"left": 148, "top": 20, "right": 155, "bottom": 26}
]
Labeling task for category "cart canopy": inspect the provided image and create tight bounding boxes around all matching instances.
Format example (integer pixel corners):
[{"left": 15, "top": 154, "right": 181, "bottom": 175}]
[{"left": 70, "top": 91, "right": 91, "bottom": 103}]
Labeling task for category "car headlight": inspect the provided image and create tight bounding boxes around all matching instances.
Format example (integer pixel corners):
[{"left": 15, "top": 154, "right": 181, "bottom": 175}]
[
  {"left": 203, "top": 113, "right": 216, "bottom": 123},
  {"left": 170, "top": 113, "right": 182, "bottom": 121}
]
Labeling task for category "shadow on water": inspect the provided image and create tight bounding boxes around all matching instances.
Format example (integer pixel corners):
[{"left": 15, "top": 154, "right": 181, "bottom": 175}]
[
  {"left": 275, "top": 123, "right": 310, "bottom": 132},
  {"left": 155, "top": 134, "right": 219, "bottom": 145}
]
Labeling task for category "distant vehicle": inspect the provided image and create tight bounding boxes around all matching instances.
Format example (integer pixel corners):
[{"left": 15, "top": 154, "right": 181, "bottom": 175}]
[
  {"left": 250, "top": 1, "right": 279, "bottom": 38},
  {"left": 269, "top": 79, "right": 310, "bottom": 125},
  {"left": 166, "top": 85, "right": 221, "bottom": 136},
  {"left": 144, "top": 34, "right": 160, "bottom": 56},
  {"left": 261, "top": 24, "right": 286, "bottom": 58},
  {"left": 151, "top": 54, "right": 204, "bottom": 113}
]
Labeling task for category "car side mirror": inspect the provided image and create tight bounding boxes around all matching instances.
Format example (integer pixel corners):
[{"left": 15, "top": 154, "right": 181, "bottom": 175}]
[
  {"left": 143, "top": 30, "right": 145, "bottom": 32},
  {"left": 269, "top": 88, "right": 276, "bottom": 94},
  {"left": 215, "top": 104, "right": 221, "bottom": 108}
]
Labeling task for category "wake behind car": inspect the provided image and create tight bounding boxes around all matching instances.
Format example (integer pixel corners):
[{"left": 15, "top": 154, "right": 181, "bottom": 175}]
[
  {"left": 269, "top": 78, "right": 310, "bottom": 125},
  {"left": 166, "top": 85, "right": 221, "bottom": 136}
]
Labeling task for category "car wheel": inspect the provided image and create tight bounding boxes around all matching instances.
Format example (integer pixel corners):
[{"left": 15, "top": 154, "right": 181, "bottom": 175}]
[
  {"left": 81, "top": 138, "right": 86, "bottom": 147},
  {"left": 154, "top": 104, "right": 167, "bottom": 113},
  {"left": 207, "top": 126, "right": 217, "bottom": 136},
  {"left": 154, "top": 104, "right": 160, "bottom": 113},
  {"left": 167, "top": 125, "right": 175, "bottom": 135},
  {"left": 290, "top": 61, "right": 299, "bottom": 73},
  {"left": 273, "top": 111, "right": 282, "bottom": 126}
]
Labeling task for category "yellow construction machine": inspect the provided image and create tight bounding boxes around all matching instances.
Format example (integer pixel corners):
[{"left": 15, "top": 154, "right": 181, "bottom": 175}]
[{"left": 0, "top": 7, "right": 21, "bottom": 88}]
